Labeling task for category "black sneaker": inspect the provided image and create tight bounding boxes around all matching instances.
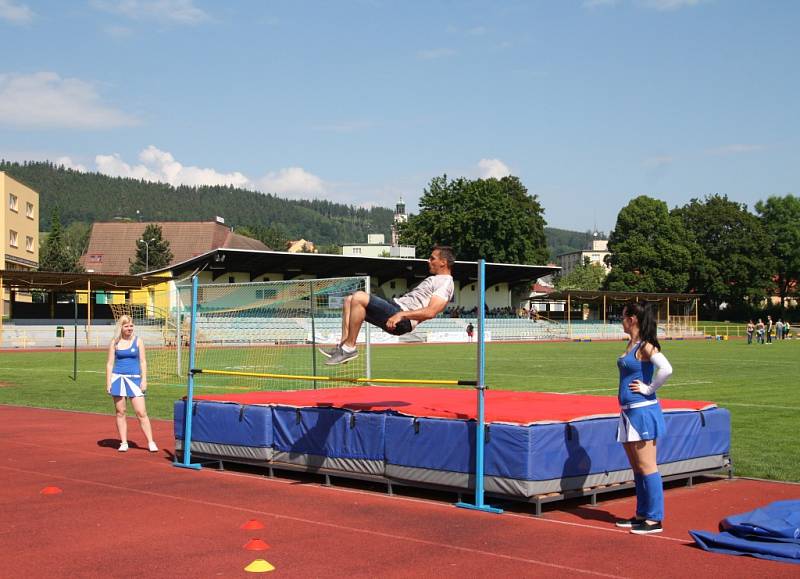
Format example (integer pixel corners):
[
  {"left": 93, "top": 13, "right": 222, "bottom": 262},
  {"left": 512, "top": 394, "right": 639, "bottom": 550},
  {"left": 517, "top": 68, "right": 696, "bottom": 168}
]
[
  {"left": 615, "top": 517, "right": 645, "bottom": 528},
  {"left": 325, "top": 348, "right": 358, "bottom": 366},
  {"left": 630, "top": 520, "right": 663, "bottom": 535},
  {"left": 318, "top": 345, "right": 340, "bottom": 358}
]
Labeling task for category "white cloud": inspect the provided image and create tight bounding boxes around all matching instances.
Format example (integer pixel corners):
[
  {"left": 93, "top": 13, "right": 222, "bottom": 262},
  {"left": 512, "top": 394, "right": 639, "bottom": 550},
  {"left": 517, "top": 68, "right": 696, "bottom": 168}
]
[
  {"left": 90, "top": 0, "right": 209, "bottom": 25},
  {"left": 55, "top": 156, "right": 88, "bottom": 172},
  {"left": 417, "top": 48, "right": 457, "bottom": 60},
  {"left": 104, "top": 25, "right": 135, "bottom": 39},
  {"left": 705, "top": 144, "right": 764, "bottom": 156},
  {"left": 0, "top": 0, "right": 33, "bottom": 24},
  {"left": 258, "top": 167, "right": 326, "bottom": 197},
  {"left": 643, "top": 155, "right": 675, "bottom": 168},
  {"left": 639, "top": 0, "right": 703, "bottom": 10},
  {"left": 0, "top": 72, "right": 138, "bottom": 129},
  {"left": 89, "top": 146, "right": 329, "bottom": 199},
  {"left": 478, "top": 158, "right": 511, "bottom": 179},
  {"left": 95, "top": 145, "right": 250, "bottom": 188},
  {"left": 583, "top": 0, "right": 620, "bottom": 8},
  {"left": 585, "top": 0, "right": 704, "bottom": 9}
]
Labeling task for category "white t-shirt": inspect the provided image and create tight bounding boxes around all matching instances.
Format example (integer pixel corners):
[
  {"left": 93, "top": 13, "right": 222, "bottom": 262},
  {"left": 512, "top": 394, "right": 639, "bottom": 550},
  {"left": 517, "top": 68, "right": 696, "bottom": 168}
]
[{"left": 394, "top": 274, "right": 454, "bottom": 313}]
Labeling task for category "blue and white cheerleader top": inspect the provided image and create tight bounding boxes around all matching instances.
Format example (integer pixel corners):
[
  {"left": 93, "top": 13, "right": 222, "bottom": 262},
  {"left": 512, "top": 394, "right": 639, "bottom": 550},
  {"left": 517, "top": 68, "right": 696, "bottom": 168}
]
[{"left": 109, "top": 337, "right": 144, "bottom": 397}]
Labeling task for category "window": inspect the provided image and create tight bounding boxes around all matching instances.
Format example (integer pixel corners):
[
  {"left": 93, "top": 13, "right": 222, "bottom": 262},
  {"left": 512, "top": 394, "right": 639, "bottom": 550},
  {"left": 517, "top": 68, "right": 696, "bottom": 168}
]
[
  {"left": 228, "top": 276, "right": 235, "bottom": 284},
  {"left": 352, "top": 247, "right": 362, "bottom": 254},
  {"left": 26, "top": 202, "right": 34, "bottom": 219},
  {"left": 9, "top": 230, "right": 18, "bottom": 247},
  {"left": 389, "top": 281, "right": 396, "bottom": 289},
  {"left": 88, "top": 254, "right": 103, "bottom": 263},
  {"left": 25, "top": 236, "right": 34, "bottom": 252},
  {"left": 9, "top": 193, "right": 18, "bottom": 212}
]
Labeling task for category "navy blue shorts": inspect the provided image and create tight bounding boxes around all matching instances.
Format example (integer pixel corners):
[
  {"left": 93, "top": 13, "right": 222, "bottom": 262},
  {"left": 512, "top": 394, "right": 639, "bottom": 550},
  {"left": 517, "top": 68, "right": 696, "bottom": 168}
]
[{"left": 365, "top": 295, "right": 413, "bottom": 336}]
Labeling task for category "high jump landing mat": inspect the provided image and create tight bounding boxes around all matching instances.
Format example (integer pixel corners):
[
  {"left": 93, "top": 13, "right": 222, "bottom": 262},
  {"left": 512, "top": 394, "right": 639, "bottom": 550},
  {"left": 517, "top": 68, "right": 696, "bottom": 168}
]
[{"left": 175, "top": 387, "right": 731, "bottom": 511}]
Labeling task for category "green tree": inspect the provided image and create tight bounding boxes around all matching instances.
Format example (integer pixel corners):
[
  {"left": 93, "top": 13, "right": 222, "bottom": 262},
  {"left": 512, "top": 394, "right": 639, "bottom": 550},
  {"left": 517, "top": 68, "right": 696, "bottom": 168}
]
[
  {"left": 63, "top": 221, "right": 92, "bottom": 260},
  {"left": 129, "top": 224, "right": 173, "bottom": 273},
  {"left": 316, "top": 243, "right": 342, "bottom": 255},
  {"left": 399, "top": 175, "right": 548, "bottom": 264},
  {"left": 755, "top": 195, "right": 800, "bottom": 311},
  {"left": 674, "top": 195, "right": 772, "bottom": 318},
  {"left": 39, "top": 208, "right": 83, "bottom": 272},
  {"left": 604, "top": 196, "right": 691, "bottom": 292},
  {"left": 554, "top": 257, "right": 607, "bottom": 291}
]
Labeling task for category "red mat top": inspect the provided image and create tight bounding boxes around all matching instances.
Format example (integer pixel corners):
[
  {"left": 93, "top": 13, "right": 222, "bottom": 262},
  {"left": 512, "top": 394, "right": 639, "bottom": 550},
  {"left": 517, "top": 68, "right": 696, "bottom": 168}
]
[{"left": 193, "top": 387, "right": 717, "bottom": 425}]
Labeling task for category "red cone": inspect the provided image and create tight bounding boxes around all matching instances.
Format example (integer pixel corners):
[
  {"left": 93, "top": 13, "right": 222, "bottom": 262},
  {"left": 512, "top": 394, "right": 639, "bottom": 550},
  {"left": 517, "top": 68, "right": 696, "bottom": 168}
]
[
  {"left": 240, "top": 519, "right": 265, "bottom": 530},
  {"left": 244, "top": 538, "right": 270, "bottom": 551}
]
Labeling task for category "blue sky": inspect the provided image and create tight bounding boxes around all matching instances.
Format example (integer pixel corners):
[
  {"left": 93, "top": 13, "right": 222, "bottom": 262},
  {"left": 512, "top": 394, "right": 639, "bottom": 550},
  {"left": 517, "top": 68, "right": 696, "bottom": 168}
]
[{"left": 1, "top": 0, "right": 797, "bottom": 232}]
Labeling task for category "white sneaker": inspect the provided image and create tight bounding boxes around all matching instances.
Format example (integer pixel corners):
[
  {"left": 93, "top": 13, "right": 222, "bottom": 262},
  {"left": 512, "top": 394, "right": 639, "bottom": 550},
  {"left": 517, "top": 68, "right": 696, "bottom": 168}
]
[
  {"left": 118, "top": 442, "right": 129, "bottom": 452},
  {"left": 148, "top": 441, "right": 159, "bottom": 452}
]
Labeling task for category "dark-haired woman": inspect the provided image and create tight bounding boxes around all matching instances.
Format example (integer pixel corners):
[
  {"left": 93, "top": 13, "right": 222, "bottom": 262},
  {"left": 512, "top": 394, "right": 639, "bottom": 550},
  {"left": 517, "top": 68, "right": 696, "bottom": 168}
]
[{"left": 614, "top": 303, "right": 673, "bottom": 534}]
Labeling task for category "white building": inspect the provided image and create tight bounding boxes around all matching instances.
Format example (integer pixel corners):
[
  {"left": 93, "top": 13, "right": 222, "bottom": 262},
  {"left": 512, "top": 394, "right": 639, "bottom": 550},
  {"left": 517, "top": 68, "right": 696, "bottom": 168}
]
[
  {"left": 342, "top": 198, "right": 415, "bottom": 258},
  {"left": 556, "top": 238, "right": 610, "bottom": 276},
  {"left": 342, "top": 234, "right": 415, "bottom": 258}
]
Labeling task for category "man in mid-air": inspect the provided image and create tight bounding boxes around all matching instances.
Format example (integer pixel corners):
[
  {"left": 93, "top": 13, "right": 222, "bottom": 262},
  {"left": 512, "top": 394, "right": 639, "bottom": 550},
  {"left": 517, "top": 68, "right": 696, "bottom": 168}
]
[{"left": 322, "top": 246, "right": 455, "bottom": 365}]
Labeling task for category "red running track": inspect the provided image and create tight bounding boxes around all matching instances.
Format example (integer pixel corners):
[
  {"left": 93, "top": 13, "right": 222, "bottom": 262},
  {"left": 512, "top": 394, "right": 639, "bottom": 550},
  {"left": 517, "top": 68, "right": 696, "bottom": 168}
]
[{"left": 1, "top": 405, "right": 798, "bottom": 578}]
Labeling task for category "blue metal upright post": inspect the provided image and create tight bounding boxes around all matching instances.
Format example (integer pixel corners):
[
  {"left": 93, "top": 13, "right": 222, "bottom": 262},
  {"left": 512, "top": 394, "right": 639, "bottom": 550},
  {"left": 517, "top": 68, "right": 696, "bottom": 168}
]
[
  {"left": 457, "top": 259, "right": 502, "bottom": 514},
  {"left": 174, "top": 275, "right": 202, "bottom": 470}
]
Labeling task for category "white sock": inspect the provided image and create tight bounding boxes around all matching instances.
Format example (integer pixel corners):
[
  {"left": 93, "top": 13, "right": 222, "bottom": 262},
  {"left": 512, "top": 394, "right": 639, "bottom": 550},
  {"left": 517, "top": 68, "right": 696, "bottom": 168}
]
[{"left": 342, "top": 344, "right": 356, "bottom": 353}]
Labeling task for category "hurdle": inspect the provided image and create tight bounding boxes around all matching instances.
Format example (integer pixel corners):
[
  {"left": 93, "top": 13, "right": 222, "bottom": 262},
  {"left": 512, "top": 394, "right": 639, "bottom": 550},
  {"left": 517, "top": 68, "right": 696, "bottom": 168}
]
[{"left": 174, "top": 260, "right": 503, "bottom": 514}]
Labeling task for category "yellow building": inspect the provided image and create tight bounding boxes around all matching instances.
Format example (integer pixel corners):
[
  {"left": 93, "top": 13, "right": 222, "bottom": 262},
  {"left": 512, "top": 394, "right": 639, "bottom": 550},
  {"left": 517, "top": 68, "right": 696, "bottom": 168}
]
[
  {"left": 1, "top": 173, "right": 39, "bottom": 317},
  {"left": 1, "top": 172, "right": 39, "bottom": 271}
]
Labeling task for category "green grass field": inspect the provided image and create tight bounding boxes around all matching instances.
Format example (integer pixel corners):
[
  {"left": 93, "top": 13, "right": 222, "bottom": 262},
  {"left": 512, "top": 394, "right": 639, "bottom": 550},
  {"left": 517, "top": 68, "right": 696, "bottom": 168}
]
[{"left": 1, "top": 338, "right": 798, "bottom": 482}]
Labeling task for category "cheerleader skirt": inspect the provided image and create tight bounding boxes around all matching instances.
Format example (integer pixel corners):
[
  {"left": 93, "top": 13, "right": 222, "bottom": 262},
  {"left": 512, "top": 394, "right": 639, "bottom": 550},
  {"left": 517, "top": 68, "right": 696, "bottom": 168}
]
[{"left": 109, "top": 373, "right": 145, "bottom": 397}]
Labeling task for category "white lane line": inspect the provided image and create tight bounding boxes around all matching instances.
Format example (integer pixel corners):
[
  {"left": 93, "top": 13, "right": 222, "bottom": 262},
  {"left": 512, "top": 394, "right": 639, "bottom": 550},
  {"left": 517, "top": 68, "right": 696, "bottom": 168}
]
[{"left": 2, "top": 464, "right": 628, "bottom": 578}]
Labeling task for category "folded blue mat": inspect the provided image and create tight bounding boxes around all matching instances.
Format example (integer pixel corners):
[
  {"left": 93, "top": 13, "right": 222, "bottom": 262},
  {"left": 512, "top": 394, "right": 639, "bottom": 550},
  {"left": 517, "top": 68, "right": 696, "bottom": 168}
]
[{"left": 690, "top": 500, "right": 800, "bottom": 565}]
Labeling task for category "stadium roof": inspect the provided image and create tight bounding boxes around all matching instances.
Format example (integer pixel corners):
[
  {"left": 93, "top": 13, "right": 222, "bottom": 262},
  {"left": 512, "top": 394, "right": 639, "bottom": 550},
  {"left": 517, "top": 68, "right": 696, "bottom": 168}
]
[
  {"left": 0, "top": 270, "right": 167, "bottom": 291},
  {"left": 155, "top": 248, "right": 560, "bottom": 287}
]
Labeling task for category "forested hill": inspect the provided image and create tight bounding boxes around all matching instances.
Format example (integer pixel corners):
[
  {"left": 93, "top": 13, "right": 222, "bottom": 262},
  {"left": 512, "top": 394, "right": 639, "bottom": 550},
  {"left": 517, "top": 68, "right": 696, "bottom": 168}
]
[
  {"left": 2, "top": 160, "right": 593, "bottom": 257},
  {"left": 0, "top": 161, "right": 395, "bottom": 246}
]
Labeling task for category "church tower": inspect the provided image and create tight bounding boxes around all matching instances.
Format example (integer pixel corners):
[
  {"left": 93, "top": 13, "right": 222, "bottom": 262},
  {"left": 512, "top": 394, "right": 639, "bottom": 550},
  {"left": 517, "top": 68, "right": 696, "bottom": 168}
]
[{"left": 391, "top": 197, "right": 407, "bottom": 246}]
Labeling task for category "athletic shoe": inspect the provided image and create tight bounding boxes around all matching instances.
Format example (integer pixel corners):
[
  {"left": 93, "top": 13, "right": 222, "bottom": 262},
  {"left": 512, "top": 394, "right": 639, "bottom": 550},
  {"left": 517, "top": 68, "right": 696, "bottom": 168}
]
[
  {"left": 615, "top": 517, "right": 645, "bottom": 528},
  {"left": 118, "top": 442, "right": 129, "bottom": 452},
  {"left": 148, "top": 441, "right": 159, "bottom": 452},
  {"left": 325, "top": 348, "right": 358, "bottom": 366},
  {"left": 630, "top": 520, "right": 663, "bottom": 535},
  {"left": 318, "top": 345, "right": 340, "bottom": 358}
]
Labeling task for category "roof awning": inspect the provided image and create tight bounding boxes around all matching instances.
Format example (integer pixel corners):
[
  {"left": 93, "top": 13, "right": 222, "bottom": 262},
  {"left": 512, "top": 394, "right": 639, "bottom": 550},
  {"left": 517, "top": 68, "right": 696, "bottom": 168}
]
[
  {"left": 150, "top": 248, "right": 560, "bottom": 287},
  {"left": 0, "top": 270, "right": 169, "bottom": 291}
]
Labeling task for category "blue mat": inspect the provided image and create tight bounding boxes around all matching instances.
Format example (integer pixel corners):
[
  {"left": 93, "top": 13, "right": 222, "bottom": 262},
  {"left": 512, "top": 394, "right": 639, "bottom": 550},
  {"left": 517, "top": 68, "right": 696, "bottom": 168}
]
[{"left": 690, "top": 500, "right": 800, "bottom": 565}]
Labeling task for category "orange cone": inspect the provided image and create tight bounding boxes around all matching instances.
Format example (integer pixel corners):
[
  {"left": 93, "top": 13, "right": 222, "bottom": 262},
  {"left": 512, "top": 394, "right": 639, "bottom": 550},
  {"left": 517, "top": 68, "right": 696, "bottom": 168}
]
[
  {"left": 240, "top": 519, "right": 265, "bottom": 530},
  {"left": 244, "top": 538, "right": 270, "bottom": 551},
  {"left": 40, "top": 486, "right": 63, "bottom": 495}
]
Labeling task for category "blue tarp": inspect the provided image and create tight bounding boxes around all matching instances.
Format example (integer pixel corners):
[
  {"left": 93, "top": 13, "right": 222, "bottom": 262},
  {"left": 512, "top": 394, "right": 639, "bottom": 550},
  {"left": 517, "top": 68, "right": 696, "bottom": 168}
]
[{"left": 690, "top": 500, "right": 800, "bottom": 565}]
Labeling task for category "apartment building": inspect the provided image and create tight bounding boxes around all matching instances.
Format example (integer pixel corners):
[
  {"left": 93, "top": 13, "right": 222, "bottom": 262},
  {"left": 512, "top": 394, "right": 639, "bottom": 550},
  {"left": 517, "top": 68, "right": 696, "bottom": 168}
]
[{"left": 1, "top": 172, "right": 39, "bottom": 271}]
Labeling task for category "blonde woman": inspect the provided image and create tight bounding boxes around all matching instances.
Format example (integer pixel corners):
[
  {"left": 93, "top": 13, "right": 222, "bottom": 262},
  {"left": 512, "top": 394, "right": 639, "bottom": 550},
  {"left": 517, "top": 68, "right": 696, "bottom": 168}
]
[{"left": 106, "top": 315, "right": 158, "bottom": 452}]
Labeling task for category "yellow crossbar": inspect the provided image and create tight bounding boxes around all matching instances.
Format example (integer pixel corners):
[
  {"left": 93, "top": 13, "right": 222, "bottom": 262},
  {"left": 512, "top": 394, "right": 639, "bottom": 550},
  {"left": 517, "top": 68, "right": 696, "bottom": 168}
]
[{"left": 193, "top": 368, "right": 477, "bottom": 387}]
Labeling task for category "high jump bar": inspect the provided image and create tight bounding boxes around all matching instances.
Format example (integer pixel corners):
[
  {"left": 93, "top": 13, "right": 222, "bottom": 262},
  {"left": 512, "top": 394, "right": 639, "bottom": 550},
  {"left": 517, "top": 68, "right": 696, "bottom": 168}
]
[{"left": 192, "top": 368, "right": 477, "bottom": 387}]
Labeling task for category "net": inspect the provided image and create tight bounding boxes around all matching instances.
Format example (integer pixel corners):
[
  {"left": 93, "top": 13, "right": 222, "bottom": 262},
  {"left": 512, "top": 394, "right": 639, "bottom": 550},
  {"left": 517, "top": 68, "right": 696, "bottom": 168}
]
[
  {"left": 110, "top": 285, "right": 189, "bottom": 388},
  {"left": 186, "top": 277, "right": 369, "bottom": 391},
  {"left": 112, "top": 276, "right": 370, "bottom": 391}
]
